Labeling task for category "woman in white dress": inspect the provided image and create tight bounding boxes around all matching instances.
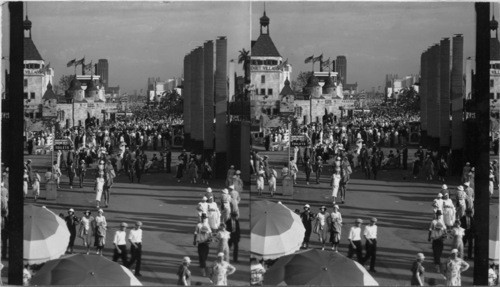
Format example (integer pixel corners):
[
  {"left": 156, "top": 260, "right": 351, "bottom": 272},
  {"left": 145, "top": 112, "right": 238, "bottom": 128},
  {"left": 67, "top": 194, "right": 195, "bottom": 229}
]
[
  {"left": 197, "top": 196, "right": 209, "bottom": 223},
  {"left": 93, "top": 209, "right": 107, "bottom": 255},
  {"left": 95, "top": 172, "right": 105, "bottom": 208},
  {"left": 215, "top": 223, "right": 231, "bottom": 263},
  {"left": 442, "top": 193, "right": 456, "bottom": 228},
  {"left": 79, "top": 210, "right": 94, "bottom": 254},
  {"left": 450, "top": 221, "right": 465, "bottom": 258},
  {"left": 329, "top": 204, "right": 343, "bottom": 252},
  {"left": 31, "top": 170, "right": 41, "bottom": 201},
  {"left": 220, "top": 189, "right": 231, "bottom": 223},
  {"left": 432, "top": 193, "right": 444, "bottom": 214},
  {"left": 331, "top": 167, "right": 341, "bottom": 204},
  {"left": 314, "top": 206, "right": 330, "bottom": 250},
  {"left": 256, "top": 169, "right": 265, "bottom": 196},
  {"left": 206, "top": 196, "right": 221, "bottom": 230},
  {"left": 23, "top": 169, "right": 29, "bottom": 198},
  {"left": 268, "top": 168, "right": 277, "bottom": 197}
]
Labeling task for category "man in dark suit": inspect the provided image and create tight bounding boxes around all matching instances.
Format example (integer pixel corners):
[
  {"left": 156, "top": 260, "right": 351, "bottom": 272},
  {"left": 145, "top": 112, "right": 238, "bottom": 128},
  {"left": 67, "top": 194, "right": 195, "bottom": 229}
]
[
  {"left": 460, "top": 208, "right": 475, "bottom": 260},
  {"left": 225, "top": 212, "right": 240, "bottom": 263},
  {"left": 402, "top": 145, "right": 408, "bottom": 170},
  {"left": 165, "top": 148, "right": 172, "bottom": 173}
]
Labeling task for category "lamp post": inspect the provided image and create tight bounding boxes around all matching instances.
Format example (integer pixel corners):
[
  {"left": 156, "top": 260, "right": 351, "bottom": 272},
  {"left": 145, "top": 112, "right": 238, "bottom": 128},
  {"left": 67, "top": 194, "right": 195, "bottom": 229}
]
[{"left": 72, "top": 97, "right": 75, "bottom": 128}]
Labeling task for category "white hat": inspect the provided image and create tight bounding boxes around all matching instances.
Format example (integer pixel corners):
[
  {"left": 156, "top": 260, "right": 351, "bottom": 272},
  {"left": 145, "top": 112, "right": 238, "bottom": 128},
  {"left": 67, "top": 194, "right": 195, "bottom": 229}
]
[
  {"left": 229, "top": 185, "right": 235, "bottom": 189},
  {"left": 457, "top": 186, "right": 464, "bottom": 191},
  {"left": 304, "top": 204, "right": 310, "bottom": 208},
  {"left": 451, "top": 249, "right": 459, "bottom": 254},
  {"left": 68, "top": 208, "right": 75, "bottom": 213},
  {"left": 437, "top": 193, "right": 443, "bottom": 198},
  {"left": 202, "top": 196, "right": 208, "bottom": 201},
  {"left": 206, "top": 187, "right": 212, "bottom": 193},
  {"left": 464, "top": 181, "right": 470, "bottom": 186},
  {"left": 222, "top": 188, "right": 229, "bottom": 194},
  {"left": 217, "top": 252, "right": 224, "bottom": 258},
  {"left": 441, "top": 184, "right": 448, "bottom": 190}
]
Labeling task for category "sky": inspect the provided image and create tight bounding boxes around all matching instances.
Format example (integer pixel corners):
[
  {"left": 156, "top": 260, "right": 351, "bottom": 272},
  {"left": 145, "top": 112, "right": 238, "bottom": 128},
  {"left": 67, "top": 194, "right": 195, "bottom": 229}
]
[
  {"left": 251, "top": 1, "right": 477, "bottom": 91},
  {"left": 24, "top": 1, "right": 252, "bottom": 94},
  {"left": 12, "top": 1, "right": 489, "bottom": 94}
]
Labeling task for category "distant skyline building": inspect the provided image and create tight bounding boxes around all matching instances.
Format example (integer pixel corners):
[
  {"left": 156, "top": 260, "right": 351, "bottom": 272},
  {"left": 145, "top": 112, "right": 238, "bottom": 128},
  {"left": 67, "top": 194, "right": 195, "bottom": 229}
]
[
  {"left": 95, "top": 59, "right": 109, "bottom": 89},
  {"left": 335, "top": 56, "right": 347, "bottom": 86}
]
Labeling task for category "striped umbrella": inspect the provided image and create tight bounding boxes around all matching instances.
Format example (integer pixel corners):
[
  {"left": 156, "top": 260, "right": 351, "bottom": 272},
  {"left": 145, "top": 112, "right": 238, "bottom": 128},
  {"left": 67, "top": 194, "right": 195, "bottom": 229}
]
[
  {"left": 31, "top": 254, "right": 142, "bottom": 285},
  {"left": 24, "top": 205, "right": 70, "bottom": 264},
  {"left": 264, "top": 249, "right": 379, "bottom": 286},
  {"left": 490, "top": 205, "right": 499, "bottom": 264},
  {"left": 251, "top": 200, "right": 305, "bottom": 259}
]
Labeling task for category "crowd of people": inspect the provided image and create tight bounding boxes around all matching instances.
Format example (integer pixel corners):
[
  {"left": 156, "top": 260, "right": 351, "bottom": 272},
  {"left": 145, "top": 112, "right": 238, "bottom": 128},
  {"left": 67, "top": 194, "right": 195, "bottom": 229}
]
[
  {"left": 192, "top": 169, "right": 244, "bottom": 285},
  {"left": 20, "top": 107, "right": 250, "bottom": 285},
  {"left": 250, "top": 105, "right": 500, "bottom": 285}
]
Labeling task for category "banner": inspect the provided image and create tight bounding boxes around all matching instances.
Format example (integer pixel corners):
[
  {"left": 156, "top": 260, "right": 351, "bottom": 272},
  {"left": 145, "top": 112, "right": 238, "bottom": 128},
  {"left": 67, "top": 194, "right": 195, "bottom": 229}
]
[{"left": 290, "top": 135, "right": 309, "bottom": 147}]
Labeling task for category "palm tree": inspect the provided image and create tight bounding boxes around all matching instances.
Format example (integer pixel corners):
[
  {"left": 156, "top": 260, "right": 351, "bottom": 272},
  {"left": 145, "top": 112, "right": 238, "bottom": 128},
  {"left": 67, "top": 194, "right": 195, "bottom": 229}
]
[{"left": 238, "top": 48, "right": 251, "bottom": 84}]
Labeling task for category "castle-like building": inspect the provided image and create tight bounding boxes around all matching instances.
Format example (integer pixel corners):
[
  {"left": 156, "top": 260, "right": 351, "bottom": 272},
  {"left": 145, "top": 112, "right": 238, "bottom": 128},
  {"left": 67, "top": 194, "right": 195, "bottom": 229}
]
[
  {"left": 250, "top": 11, "right": 357, "bottom": 126},
  {"left": 23, "top": 14, "right": 119, "bottom": 128}
]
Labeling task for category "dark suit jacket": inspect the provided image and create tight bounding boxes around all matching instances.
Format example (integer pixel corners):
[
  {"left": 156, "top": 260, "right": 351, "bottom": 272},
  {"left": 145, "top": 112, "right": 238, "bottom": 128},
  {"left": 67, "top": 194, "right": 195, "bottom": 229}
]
[
  {"left": 460, "top": 215, "right": 475, "bottom": 235},
  {"left": 225, "top": 218, "right": 240, "bottom": 242}
]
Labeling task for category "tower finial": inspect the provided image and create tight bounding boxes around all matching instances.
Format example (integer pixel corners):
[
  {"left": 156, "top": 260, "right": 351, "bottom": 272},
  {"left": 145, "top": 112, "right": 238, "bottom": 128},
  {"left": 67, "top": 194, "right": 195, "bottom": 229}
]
[{"left": 259, "top": 3, "right": 270, "bottom": 34}]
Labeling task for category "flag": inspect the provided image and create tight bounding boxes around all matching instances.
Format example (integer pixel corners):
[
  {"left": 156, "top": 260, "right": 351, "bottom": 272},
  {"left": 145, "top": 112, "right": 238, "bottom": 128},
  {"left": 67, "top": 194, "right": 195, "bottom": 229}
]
[
  {"left": 304, "top": 55, "right": 314, "bottom": 64},
  {"left": 277, "top": 58, "right": 288, "bottom": 69},
  {"left": 321, "top": 58, "right": 330, "bottom": 69},
  {"left": 313, "top": 54, "right": 323, "bottom": 63},
  {"left": 84, "top": 61, "right": 93, "bottom": 71},
  {"left": 66, "top": 59, "right": 76, "bottom": 67},
  {"left": 75, "top": 57, "right": 85, "bottom": 66}
]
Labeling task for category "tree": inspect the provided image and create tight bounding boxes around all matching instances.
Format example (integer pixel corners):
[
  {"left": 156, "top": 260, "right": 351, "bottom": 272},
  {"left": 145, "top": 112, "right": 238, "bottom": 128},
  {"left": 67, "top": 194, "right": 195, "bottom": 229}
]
[
  {"left": 238, "top": 48, "right": 251, "bottom": 84},
  {"left": 291, "top": 71, "right": 313, "bottom": 92},
  {"left": 57, "top": 74, "right": 74, "bottom": 94}
]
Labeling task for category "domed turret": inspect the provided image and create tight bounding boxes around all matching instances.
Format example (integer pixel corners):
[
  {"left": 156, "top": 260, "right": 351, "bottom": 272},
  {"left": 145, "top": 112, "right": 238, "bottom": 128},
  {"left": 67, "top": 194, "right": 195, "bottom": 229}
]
[
  {"left": 66, "top": 76, "right": 84, "bottom": 102},
  {"left": 323, "top": 76, "right": 335, "bottom": 94},
  {"left": 306, "top": 74, "right": 320, "bottom": 87},
  {"left": 42, "top": 81, "right": 57, "bottom": 102},
  {"left": 260, "top": 11, "right": 270, "bottom": 27},
  {"left": 85, "top": 76, "right": 99, "bottom": 102},
  {"left": 23, "top": 16, "right": 32, "bottom": 31},
  {"left": 68, "top": 76, "right": 82, "bottom": 91},
  {"left": 279, "top": 77, "right": 295, "bottom": 99},
  {"left": 491, "top": 15, "right": 498, "bottom": 31}
]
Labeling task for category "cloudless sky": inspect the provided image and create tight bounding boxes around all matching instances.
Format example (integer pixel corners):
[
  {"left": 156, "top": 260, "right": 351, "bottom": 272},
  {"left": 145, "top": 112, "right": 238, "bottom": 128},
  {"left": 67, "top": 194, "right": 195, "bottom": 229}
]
[
  {"left": 26, "top": 1, "right": 251, "bottom": 94},
  {"left": 251, "top": 1, "right": 476, "bottom": 91},
  {"left": 19, "top": 1, "right": 488, "bottom": 94}
]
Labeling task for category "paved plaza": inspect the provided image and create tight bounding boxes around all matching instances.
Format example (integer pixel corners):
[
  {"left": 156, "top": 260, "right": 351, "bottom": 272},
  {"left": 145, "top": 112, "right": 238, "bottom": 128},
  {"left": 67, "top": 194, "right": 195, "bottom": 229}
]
[
  {"left": 252, "top": 146, "right": 499, "bottom": 286},
  {"left": 23, "top": 151, "right": 250, "bottom": 286}
]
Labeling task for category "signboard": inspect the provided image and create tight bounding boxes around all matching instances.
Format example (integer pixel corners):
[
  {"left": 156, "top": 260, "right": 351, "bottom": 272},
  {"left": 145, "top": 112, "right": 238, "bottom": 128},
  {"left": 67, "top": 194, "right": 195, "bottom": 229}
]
[
  {"left": 290, "top": 135, "right": 309, "bottom": 147},
  {"left": 54, "top": 139, "right": 73, "bottom": 151}
]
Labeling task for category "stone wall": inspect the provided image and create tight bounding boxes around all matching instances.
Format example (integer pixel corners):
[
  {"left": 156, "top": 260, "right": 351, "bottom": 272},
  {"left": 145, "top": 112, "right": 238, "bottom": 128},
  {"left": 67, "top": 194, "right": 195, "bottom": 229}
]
[{"left": 50, "top": 102, "right": 118, "bottom": 128}]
